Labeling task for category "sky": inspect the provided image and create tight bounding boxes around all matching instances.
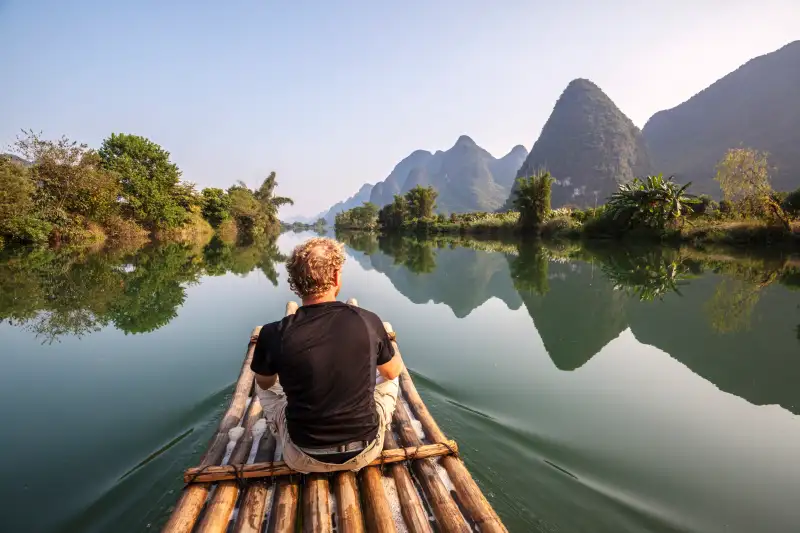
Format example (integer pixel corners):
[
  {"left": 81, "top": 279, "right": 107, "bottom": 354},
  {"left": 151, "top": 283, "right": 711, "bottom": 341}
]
[{"left": 1, "top": 1, "right": 798, "bottom": 218}]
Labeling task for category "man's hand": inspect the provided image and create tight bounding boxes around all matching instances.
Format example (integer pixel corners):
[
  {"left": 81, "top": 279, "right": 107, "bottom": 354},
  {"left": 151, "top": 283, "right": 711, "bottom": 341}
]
[
  {"left": 378, "top": 353, "right": 404, "bottom": 381},
  {"left": 255, "top": 372, "right": 277, "bottom": 391}
]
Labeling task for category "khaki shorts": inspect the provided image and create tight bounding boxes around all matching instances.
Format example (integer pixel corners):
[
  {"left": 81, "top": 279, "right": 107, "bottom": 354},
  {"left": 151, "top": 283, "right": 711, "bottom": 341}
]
[{"left": 256, "top": 377, "right": 399, "bottom": 473}]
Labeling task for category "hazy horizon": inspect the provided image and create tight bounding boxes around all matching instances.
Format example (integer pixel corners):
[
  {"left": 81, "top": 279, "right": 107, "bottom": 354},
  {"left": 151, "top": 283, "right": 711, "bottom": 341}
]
[{"left": 2, "top": 1, "right": 798, "bottom": 218}]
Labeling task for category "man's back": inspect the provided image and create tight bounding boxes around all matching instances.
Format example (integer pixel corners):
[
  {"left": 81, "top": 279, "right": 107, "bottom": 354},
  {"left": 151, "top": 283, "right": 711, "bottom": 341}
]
[{"left": 252, "top": 301, "right": 394, "bottom": 447}]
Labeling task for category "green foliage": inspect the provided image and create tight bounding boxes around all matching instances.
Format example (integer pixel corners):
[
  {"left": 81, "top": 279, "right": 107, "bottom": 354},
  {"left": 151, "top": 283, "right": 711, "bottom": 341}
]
[
  {"left": 513, "top": 171, "right": 553, "bottom": 228},
  {"left": 335, "top": 202, "right": 379, "bottom": 230},
  {"left": 99, "top": 133, "right": 185, "bottom": 229},
  {"left": 605, "top": 174, "right": 696, "bottom": 232},
  {"left": 692, "top": 194, "right": 714, "bottom": 214},
  {"left": 378, "top": 194, "right": 410, "bottom": 230},
  {"left": 254, "top": 171, "right": 294, "bottom": 218},
  {"left": 405, "top": 186, "right": 438, "bottom": 219},
  {"left": 0, "top": 156, "right": 40, "bottom": 243},
  {"left": 201, "top": 188, "right": 232, "bottom": 227},
  {"left": 225, "top": 174, "right": 292, "bottom": 240},
  {"left": 781, "top": 188, "right": 800, "bottom": 217},
  {"left": 719, "top": 199, "right": 733, "bottom": 214}
]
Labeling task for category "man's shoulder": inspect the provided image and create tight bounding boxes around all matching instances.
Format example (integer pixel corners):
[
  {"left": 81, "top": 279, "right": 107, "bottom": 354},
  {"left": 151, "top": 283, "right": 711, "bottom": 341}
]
[
  {"left": 346, "top": 305, "right": 385, "bottom": 330},
  {"left": 257, "top": 318, "right": 286, "bottom": 339}
]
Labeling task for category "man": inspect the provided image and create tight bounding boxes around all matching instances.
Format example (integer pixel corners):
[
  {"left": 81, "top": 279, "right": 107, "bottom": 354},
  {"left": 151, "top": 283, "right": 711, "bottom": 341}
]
[{"left": 251, "top": 237, "right": 404, "bottom": 472}]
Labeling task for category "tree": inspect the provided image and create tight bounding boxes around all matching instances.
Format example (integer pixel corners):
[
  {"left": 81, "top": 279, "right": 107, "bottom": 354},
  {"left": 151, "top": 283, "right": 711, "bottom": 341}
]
[
  {"left": 228, "top": 183, "right": 265, "bottom": 239},
  {"left": 0, "top": 156, "right": 42, "bottom": 242},
  {"left": 334, "top": 202, "right": 379, "bottom": 230},
  {"left": 15, "top": 131, "right": 121, "bottom": 226},
  {"left": 781, "top": 187, "right": 800, "bottom": 217},
  {"left": 405, "top": 186, "right": 437, "bottom": 219},
  {"left": 715, "top": 148, "right": 789, "bottom": 229},
  {"left": 254, "top": 171, "right": 294, "bottom": 220},
  {"left": 378, "top": 194, "right": 409, "bottom": 230},
  {"left": 99, "top": 133, "right": 185, "bottom": 229},
  {"left": 513, "top": 171, "right": 553, "bottom": 228},
  {"left": 201, "top": 188, "right": 232, "bottom": 227},
  {"left": 226, "top": 174, "right": 293, "bottom": 239}
]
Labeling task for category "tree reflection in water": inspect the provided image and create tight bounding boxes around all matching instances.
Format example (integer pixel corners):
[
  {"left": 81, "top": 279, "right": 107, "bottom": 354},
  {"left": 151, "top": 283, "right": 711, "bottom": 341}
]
[{"left": 0, "top": 235, "right": 286, "bottom": 343}]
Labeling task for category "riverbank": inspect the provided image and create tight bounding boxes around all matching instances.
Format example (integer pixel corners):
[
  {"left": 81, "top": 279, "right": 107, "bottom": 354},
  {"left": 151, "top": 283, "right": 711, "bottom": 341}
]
[{"left": 367, "top": 212, "right": 800, "bottom": 249}]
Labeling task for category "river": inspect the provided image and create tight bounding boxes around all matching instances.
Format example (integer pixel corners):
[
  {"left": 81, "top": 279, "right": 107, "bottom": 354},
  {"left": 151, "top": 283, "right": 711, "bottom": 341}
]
[{"left": 1, "top": 231, "right": 799, "bottom": 532}]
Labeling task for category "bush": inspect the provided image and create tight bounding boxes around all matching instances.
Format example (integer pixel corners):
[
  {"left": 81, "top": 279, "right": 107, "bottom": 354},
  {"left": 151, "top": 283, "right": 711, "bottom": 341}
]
[
  {"left": 5, "top": 215, "right": 53, "bottom": 244},
  {"left": 692, "top": 194, "right": 713, "bottom": 214},
  {"left": 541, "top": 216, "right": 579, "bottom": 239},
  {"left": 104, "top": 215, "right": 149, "bottom": 242},
  {"left": 781, "top": 188, "right": 800, "bottom": 217},
  {"left": 606, "top": 175, "right": 694, "bottom": 232},
  {"left": 719, "top": 199, "right": 733, "bottom": 214}
]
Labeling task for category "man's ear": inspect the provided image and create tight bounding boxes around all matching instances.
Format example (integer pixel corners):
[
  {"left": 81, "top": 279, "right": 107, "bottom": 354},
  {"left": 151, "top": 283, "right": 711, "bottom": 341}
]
[{"left": 334, "top": 268, "right": 342, "bottom": 288}]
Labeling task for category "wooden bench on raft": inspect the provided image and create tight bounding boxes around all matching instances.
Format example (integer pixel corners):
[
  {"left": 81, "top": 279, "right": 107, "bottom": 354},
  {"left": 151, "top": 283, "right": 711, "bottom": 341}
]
[{"left": 162, "top": 300, "right": 508, "bottom": 533}]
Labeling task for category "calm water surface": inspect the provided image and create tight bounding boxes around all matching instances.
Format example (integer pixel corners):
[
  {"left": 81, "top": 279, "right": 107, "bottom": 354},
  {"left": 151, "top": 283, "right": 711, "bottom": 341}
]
[{"left": 1, "top": 232, "right": 799, "bottom": 533}]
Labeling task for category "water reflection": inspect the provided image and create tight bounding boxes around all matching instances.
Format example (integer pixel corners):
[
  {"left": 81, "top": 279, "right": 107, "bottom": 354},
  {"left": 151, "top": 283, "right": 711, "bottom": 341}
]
[
  {"left": 0, "top": 236, "right": 286, "bottom": 343},
  {"left": 338, "top": 231, "right": 800, "bottom": 415}
]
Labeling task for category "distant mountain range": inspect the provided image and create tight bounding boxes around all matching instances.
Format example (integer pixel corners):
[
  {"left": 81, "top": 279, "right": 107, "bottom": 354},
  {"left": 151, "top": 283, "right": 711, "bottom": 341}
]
[
  {"left": 367, "top": 136, "right": 528, "bottom": 214},
  {"left": 310, "top": 40, "right": 800, "bottom": 216}
]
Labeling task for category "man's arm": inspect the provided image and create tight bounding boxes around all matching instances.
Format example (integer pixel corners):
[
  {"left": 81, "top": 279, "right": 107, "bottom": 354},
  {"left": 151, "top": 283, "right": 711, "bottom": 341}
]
[
  {"left": 376, "top": 321, "right": 405, "bottom": 380},
  {"left": 378, "top": 353, "right": 404, "bottom": 381},
  {"left": 251, "top": 323, "right": 280, "bottom": 391},
  {"left": 254, "top": 373, "right": 278, "bottom": 391}
]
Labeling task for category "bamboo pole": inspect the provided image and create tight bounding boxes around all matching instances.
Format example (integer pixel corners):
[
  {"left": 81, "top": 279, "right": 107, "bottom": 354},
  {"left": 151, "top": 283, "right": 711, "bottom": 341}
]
[
  {"left": 184, "top": 441, "right": 459, "bottom": 483},
  {"left": 398, "top": 370, "right": 507, "bottom": 533},
  {"left": 162, "top": 326, "right": 262, "bottom": 533},
  {"left": 393, "top": 401, "right": 470, "bottom": 533},
  {"left": 359, "top": 465, "right": 397, "bottom": 533},
  {"left": 265, "top": 301, "right": 301, "bottom": 533},
  {"left": 266, "top": 476, "right": 299, "bottom": 533},
  {"left": 303, "top": 474, "right": 332, "bottom": 533},
  {"left": 196, "top": 398, "right": 264, "bottom": 533},
  {"left": 333, "top": 471, "right": 365, "bottom": 533},
  {"left": 232, "top": 433, "right": 277, "bottom": 533},
  {"left": 383, "top": 431, "right": 433, "bottom": 533}
]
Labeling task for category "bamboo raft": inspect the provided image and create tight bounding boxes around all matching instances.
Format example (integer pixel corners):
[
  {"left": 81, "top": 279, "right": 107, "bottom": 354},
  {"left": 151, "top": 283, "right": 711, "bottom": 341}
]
[{"left": 163, "top": 300, "right": 507, "bottom": 533}]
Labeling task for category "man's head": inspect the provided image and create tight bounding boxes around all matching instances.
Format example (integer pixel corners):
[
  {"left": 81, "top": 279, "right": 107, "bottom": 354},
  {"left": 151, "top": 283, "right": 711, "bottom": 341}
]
[{"left": 286, "top": 237, "right": 346, "bottom": 303}]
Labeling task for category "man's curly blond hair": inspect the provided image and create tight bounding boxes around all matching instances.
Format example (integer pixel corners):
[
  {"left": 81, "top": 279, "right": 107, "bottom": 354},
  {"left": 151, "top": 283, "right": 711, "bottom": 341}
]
[{"left": 286, "top": 237, "right": 346, "bottom": 298}]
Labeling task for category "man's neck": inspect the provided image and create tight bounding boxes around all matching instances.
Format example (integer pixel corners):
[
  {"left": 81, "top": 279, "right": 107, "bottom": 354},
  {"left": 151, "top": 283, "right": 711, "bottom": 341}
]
[{"left": 301, "top": 293, "right": 337, "bottom": 307}]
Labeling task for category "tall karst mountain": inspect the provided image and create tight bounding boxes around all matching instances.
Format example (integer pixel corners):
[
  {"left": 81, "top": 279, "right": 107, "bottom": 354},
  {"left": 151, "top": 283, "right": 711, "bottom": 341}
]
[
  {"left": 321, "top": 183, "right": 374, "bottom": 223},
  {"left": 364, "top": 137, "right": 528, "bottom": 213},
  {"left": 643, "top": 41, "right": 800, "bottom": 194},
  {"left": 506, "top": 79, "right": 651, "bottom": 209}
]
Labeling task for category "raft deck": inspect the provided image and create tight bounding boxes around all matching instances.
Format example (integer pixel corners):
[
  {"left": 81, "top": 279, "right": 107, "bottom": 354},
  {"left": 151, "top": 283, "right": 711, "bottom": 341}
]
[{"left": 162, "top": 300, "right": 507, "bottom": 533}]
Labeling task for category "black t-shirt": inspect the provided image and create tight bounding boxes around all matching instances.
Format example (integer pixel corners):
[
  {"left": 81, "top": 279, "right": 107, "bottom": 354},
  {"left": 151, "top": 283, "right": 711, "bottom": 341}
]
[{"left": 251, "top": 301, "right": 395, "bottom": 447}]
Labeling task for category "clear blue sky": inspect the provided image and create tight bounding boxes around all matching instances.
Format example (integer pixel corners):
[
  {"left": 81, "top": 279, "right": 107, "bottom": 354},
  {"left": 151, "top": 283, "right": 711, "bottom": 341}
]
[{"left": 1, "top": 1, "right": 797, "bottom": 218}]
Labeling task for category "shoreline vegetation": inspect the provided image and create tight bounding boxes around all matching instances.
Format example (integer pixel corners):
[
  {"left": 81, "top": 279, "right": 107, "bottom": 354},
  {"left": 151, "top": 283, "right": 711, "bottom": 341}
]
[
  {"left": 0, "top": 131, "right": 293, "bottom": 251},
  {"left": 333, "top": 147, "right": 800, "bottom": 249}
]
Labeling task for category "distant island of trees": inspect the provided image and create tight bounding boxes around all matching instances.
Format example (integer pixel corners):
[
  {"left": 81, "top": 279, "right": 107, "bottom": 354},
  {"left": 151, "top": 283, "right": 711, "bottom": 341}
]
[
  {"left": 334, "top": 147, "right": 800, "bottom": 248},
  {"left": 0, "top": 131, "right": 293, "bottom": 249}
]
